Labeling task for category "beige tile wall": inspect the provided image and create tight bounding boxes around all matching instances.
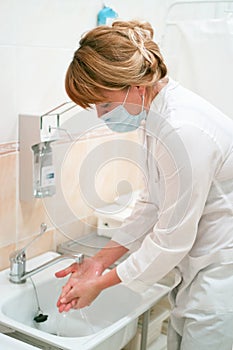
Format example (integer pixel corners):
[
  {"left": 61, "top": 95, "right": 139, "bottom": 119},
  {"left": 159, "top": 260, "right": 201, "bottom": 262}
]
[
  {"left": 0, "top": 151, "right": 17, "bottom": 248},
  {"left": 0, "top": 143, "right": 57, "bottom": 270},
  {"left": 0, "top": 131, "right": 144, "bottom": 271}
]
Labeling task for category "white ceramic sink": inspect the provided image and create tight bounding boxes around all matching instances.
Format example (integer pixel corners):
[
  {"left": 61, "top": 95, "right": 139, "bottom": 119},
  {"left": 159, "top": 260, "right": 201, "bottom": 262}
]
[
  {"left": 0, "top": 333, "right": 39, "bottom": 350},
  {"left": 0, "top": 252, "right": 170, "bottom": 350}
]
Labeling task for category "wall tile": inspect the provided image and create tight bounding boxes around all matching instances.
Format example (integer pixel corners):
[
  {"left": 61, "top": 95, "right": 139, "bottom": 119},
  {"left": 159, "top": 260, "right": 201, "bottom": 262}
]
[
  {"left": 17, "top": 198, "right": 53, "bottom": 240},
  {"left": 0, "top": 243, "right": 16, "bottom": 271},
  {"left": 15, "top": 46, "right": 73, "bottom": 115},
  {"left": 0, "top": 142, "right": 18, "bottom": 155},
  {"left": 0, "top": 0, "right": 102, "bottom": 48},
  {"left": 0, "top": 46, "right": 18, "bottom": 143},
  {"left": 0, "top": 1, "right": 18, "bottom": 45},
  {"left": 60, "top": 131, "right": 144, "bottom": 220},
  {"left": 0, "top": 152, "right": 17, "bottom": 248},
  {"left": 54, "top": 216, "right": 96, "bottom": 248}
]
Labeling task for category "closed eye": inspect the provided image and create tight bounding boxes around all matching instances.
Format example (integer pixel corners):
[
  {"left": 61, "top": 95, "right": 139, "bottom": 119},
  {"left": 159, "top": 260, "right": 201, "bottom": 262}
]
[
  {"left": 99, "top": 102, "right": 111, "bottom": 108},
  {"left": 96, "top": 101, "right": 120, "bottom": 117}
]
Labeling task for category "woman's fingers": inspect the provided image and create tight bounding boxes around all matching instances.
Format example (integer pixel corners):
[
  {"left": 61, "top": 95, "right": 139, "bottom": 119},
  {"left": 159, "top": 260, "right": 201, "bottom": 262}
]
[
  {"left": 57, "top": 285, "right": 73, "bottom": 307},
  {"left": 57, "top": 279, "right": 100, "bottom": 311},
  {"left": 60, "top": 286, "right": 77, "bottom": 304},
  {"left": 55, "top": 263, "right": 78, "bottom": 278},
  {"left": 56, "top": 281, "right": 73, "bottom": 307},
  {"left": 55, "top": 260, "right": 105, "bottom": 312},
  {"left": 58, "top": 298, "right": 79, "bottom": 313}
]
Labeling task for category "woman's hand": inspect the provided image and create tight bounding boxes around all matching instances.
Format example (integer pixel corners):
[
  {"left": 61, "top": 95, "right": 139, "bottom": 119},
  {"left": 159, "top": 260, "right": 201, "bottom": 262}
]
[
  {"left": 55, "top": 240, "right": 127, "bottom": 312},
  {"left": 57, "top": 277, "right": 102, "bottom": 312},
  {"left": 55, "top": 257, "right": 105, "bottom": 312},
  {"left": 55, "top": 257, "right": 104, "bottom": 280}
]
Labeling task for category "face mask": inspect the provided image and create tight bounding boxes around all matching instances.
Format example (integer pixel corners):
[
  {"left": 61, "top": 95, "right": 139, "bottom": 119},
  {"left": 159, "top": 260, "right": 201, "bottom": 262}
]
[{"left": 101, "top": 88, "right": 146, "bottom": 133}]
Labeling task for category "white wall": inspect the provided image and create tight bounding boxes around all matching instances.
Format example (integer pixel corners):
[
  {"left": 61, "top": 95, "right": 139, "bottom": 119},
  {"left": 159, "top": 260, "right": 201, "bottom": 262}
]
[
  {"left": 1, "top": 0, "right": 232, "bottom": 143},
  {"left": 0, "top": 0, "right": 167, "bottom": 144},
  {"left": 160, "top": 0, "right": 233, "bottom": 119}
]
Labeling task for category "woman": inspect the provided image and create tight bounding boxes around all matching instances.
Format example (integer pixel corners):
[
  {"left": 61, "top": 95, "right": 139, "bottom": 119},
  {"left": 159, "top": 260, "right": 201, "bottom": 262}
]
[{"left": 55, "top": 20, "right": 233, "bottom": 349}]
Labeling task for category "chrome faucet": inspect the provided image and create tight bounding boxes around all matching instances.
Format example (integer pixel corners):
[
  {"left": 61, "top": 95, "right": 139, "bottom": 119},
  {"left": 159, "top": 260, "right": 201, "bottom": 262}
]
[{"left": 9, "top": 223, "right": 84, "bottom": 284}]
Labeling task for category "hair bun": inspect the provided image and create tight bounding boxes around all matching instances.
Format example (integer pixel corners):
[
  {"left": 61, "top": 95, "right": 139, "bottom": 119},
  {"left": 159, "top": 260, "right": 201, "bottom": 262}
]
[
  {"left": 112, "top": 20, "right": 154, "bottom": 40},
  {"left": 112, "top": 20, "right": 154, "bottom": 64}
]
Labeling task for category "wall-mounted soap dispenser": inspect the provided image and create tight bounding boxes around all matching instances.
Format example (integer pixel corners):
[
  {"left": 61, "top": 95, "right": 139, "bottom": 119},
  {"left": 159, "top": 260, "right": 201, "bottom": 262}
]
[
  {"left": 31, "top": 141, "right": 55, "bottom": 198},
  {"left": 19, "top": 102, "right": 78, "bottom": 201}
]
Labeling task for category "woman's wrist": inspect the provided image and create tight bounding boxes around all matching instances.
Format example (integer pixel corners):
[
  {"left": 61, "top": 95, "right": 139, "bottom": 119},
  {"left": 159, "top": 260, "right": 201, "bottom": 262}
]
[
  {"left": 88, "top": 255, "right": 106, "bottom": 275},
  {"left": 96, "top": 267, "right": 122, "bottom": 292},
  {"left": 92, "top": 240, "right": 129, "bottom": 270}
]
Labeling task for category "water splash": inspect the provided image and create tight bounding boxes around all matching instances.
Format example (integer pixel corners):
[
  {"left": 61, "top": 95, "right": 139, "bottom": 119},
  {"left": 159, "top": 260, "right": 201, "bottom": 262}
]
[{"left": 80, "top": 308, "right": 96, "bottom": 333}]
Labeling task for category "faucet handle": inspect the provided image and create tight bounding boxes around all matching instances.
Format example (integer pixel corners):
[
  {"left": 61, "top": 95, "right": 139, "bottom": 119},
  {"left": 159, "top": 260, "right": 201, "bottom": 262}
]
[
  {"left": 10, "top": 223, "right": 47, "bottom": 262},
  {"left": 9, "top": 223, "right": 47, "bottom": 282},
  {"left": 9, "top": 249, "right": 26, "bottom": 263},
  {"left": 9, "top": 222, "right": 47, "bottom": 264}
]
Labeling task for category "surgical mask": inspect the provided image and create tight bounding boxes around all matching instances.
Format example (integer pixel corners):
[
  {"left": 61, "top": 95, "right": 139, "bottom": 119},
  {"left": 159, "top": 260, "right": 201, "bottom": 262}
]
[{"left": 101, "top": 87, "right": 146, "bottom": 133}]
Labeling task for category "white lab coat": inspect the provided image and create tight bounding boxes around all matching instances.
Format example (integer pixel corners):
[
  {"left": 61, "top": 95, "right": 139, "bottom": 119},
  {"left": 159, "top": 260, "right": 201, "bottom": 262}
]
[{"left": 112, "top": 78, "right": 233, "bottom": 349}]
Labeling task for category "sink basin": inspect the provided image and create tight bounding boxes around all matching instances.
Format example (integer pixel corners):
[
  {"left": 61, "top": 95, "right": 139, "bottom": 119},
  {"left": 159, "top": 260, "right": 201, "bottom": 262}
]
[
  {"left": 0, "top": 252, "right": 170, "bottom": 350},
  {"left": 3, "top": 275, "right": 140, "bottom": 338}
]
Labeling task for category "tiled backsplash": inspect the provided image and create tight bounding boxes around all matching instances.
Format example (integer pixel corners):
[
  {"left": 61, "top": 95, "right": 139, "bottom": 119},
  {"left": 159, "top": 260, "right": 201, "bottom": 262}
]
[
  {"left": 0, "top": 130, "right": 144, "bottom": 270},
  {"left": 0, "top": 143, "right": 56, "bottom": 270},
  {"left": 0, "top": 143, "right": 91, "bottom": 270},
  {"left": 0, "top": 148, "right": 17, "bottom": 248}
]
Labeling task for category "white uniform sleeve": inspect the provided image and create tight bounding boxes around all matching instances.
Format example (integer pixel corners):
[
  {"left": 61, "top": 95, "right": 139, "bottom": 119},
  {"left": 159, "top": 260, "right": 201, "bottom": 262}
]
[
  {"left": 116, "top": 122, "right": 221, "bottom": 291},
  {"left": 111, "top": 186, "right": 159, "bottom": 252},
  {"left": 111, "top": 128, "right": 160, "bottom": 252}
]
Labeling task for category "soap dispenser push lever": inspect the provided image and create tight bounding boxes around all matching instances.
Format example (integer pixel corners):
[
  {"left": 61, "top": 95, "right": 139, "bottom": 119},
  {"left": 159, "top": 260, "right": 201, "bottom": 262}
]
[{"left": 9, "top": 223, "right": 84, "bottom": 284}]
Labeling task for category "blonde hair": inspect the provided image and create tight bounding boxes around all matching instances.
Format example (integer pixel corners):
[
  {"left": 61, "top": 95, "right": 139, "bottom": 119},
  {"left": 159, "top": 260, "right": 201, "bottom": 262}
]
[{"left": 65, "top": 20, "right": 167, "bottom": 108}]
